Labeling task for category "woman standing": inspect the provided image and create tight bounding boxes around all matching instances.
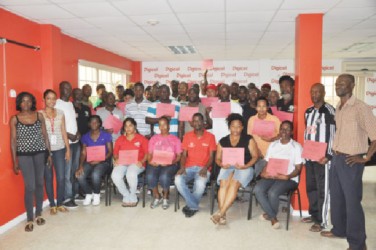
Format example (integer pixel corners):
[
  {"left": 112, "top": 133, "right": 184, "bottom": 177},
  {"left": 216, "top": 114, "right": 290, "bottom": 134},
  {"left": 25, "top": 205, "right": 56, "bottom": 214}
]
[
  {"left": 112, "top": 118, "right": 148, "bottom": 207},
  {"left": 147, "top": 117, "right": 182, "bottom": 210},
  {"left": 211, "top": 113, "right": 259, "bottom": 225},
  {"left": 10, "top": 92, "right": 51, "bottom": 232},
  {"left": 40, "top": 89, "right": 70, "bottom": 215}
]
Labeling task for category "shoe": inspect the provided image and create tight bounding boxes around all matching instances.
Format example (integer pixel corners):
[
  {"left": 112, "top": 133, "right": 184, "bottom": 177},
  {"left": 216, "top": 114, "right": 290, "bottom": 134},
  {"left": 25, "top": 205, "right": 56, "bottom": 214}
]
[
  {"left": 182, "top": 206, "right": 189, "bottom": 213},
  {"left": 150, "top": 199, "right": 161, "bottom": 209},
  {"left": 184, "top": 208, "right": 198, "bottom": 218},
  {"left": 210, "top": 212, "right": 222, "bottom": 225},
  {"left": 320, "top": 231, "right": 344, "bottom": 238},
  {"left": 259, "top": 213, "right": 269, "bottom": 221},
  {"left": 301, "top": 216, "right": 313, "bottom": 223},
  {"left": 162, "top": 199, "right": 169, "bottom": 210},
  {"left": 25, "top": 222, "right": 33, "bottom": 232},
  {"left": 347, "top": 244, "right": 367, "bottom": 250},
  {"left": 50, "top": 207, "right": 57, "bottom": 215},
  {"left": 64, "top": 200, "right": 78, "bottom": 208},
  {"left": 272, "top": 221, "right": 280, "bottom": 229},
  {"left": 219, "top": 215, "right": 227, "bottom": 225},
  {"left": 92, "top": 193, "right": 100, "bottom": 206},
  {"left": 36, "top": 216, "right": 46, "bottom": 226},
  {"left": 75, "top": 194, "right": 85, "bottom": 201},
  {"left": 57, "top": 206, "right": 69, "bottom": 213},
  {"left": 83, "top": 194, "right": 93, "bottom": 206}
]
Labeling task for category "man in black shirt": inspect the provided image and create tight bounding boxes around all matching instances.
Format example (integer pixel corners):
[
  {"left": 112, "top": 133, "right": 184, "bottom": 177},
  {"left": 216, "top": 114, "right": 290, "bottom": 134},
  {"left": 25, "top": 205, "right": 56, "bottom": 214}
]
[
  {"left": 276, "top": 75, "right": 295, "bottom": 113},
  {"left": 73, "top": 88, "right": 91, "bottom": 136}
]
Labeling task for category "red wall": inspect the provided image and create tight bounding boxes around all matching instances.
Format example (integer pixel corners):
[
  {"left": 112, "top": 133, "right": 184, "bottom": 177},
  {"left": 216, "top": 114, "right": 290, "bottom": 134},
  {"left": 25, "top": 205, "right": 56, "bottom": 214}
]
[{"left": 0, "top": 8, "right": 140, "bottom": 227}]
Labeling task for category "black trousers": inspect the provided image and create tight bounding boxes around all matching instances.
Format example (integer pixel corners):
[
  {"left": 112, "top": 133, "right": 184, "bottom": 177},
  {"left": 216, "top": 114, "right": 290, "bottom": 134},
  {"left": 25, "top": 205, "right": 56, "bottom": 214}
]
[
  {"left": 330, "top": 154, "right": 366, "bottom": 250},
  {"left": 305, "top": 161, "right": 326, "bottom": 224}
]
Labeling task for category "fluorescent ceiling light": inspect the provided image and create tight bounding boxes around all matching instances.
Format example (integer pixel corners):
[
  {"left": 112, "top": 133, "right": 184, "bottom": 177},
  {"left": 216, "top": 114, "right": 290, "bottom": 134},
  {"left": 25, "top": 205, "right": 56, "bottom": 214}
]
[{"left": 168, "top": 45, "right": 196, "bottom": 54}]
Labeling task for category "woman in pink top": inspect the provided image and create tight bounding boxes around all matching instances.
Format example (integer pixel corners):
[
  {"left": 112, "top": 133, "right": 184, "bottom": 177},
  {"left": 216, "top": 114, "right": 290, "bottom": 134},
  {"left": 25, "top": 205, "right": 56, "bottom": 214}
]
[
  {"left": 247, "top": 97, "right": 281, "bottom": 176},
  {"left": 147, "top": 116, "right": 182, "bottom": 210}
]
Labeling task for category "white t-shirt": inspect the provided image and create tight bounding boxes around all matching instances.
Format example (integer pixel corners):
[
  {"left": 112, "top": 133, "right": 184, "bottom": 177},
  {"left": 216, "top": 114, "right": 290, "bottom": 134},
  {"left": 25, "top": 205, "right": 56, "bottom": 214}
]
[
  {"left": 211, "top": 101, "right": 242, "bottom": 142},
  {"left": 265, "top": 139, "right": 304, "bottom": 183},
  {"left": 55, "top": 99, "right": 78, "bottom": 144}
]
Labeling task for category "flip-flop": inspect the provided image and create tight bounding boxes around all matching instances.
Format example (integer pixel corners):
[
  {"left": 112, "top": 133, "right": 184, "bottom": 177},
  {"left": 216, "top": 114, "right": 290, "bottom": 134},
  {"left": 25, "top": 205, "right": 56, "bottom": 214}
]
[
  {"left": 301, "top": 216, "right": 313, "bottom": 223},
  {"left": 36, "top": 217, "right": 46, "bottom": 226},
  {"left": 309, "top": 223, "right": 323, "bottom": 232},
  {"left": 25, "top": 222, "right": 33, "bottom": 232}
]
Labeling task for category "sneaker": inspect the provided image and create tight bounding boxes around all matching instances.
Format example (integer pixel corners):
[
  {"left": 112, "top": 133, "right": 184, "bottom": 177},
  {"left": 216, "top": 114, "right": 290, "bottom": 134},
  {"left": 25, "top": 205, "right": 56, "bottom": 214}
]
[
  {"left": 150, "top": 199, "right": 161, "bottom": 209},
  {"left": 162, "top": 199, "right": 169, "bottom": 210},
  {"left": 64, "top": 200, "right": 78, "bottom": 208},
  {"left": 92, "top": 193, "right": 100, "bottom": 206},
  {"left": 83, "top": 194, "right": 93, "bottom": 206},
  {"left": 184, "top": 208, "right": 198, "bottom": 218},
  {"left": 182, "top": 206, "right": 189, "bottom": 213},
  {"left": 272, "top": 221, "right": 281, "bottom": 229},
  {"left": 75, "top": 194, "right": 85, "bottom": 201}
]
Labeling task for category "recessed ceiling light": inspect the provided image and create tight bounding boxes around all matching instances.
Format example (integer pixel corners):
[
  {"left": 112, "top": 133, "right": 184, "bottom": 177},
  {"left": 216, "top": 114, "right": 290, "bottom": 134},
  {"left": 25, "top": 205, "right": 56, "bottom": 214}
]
[
  {"left": 168, "top": 45, "right": 196, "bottom": 54},
  {"left": 147, "top": 19, "right": 159, "bottom": 26}
]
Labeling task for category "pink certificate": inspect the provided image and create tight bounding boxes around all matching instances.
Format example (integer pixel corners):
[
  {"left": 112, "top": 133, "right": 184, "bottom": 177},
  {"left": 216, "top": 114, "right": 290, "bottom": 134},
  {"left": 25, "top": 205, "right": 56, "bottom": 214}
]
[
  {"left": 156, "top": 103, "right": 175, "bottom": 118},
  {"left": 202, "top": 59, "right": 213, "bottom": 70},
  {"left": 302, "top": 140, "right": 327, "bottom": 161},
  {"left": 222, "top": 147, "right": 244, "bottom": 166},
  {"left": 103, "top": 115, "right": 123, "bottom": 134},
  {"left": 272, "top": 109, "right": 293, "bottom": 122},
  {"left": 86, "top": 146, "right": 105, "bottom": 162},
  {"left": 152, "top": 150, "right": 174, "bottom": 165},
  {"left": 252, "top": 120, "right": 275, "bottom": 137},
  {"left": 200, "top": 97, "right": 219, "bottom": 107},
  {"left": 211, "top": 102, "right": 231, "bottom": 118},
  {"left": 179, "top": 107, "right": 199, "bottom": 121},
  {"left": 116, "top": 102, "right": 126, "bottom": 115},
  {"left": 118, "top": 150, "right": 139, "bottom": 165},
  {"left": 266, "top": 158, "right": 289, "bottom": 176}
]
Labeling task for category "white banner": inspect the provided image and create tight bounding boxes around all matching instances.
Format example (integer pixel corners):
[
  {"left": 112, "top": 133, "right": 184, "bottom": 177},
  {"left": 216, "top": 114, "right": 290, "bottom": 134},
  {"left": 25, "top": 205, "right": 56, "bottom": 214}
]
[{"left": 364, "top": 74, "right": 376, "bottom": 116}]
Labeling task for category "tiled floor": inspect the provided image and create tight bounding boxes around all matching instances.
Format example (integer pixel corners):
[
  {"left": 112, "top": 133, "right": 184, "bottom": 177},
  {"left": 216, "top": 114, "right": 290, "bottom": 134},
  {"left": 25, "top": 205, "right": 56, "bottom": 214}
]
[{"left": 1, "top": 181, "right": 375, "bottom": 250}]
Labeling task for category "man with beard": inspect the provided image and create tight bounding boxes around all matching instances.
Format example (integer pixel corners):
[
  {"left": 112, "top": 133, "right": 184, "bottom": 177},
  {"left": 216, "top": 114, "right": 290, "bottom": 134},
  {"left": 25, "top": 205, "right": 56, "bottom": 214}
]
[{"left": 276, "top": 75, "right": 295, "bottom": 113}]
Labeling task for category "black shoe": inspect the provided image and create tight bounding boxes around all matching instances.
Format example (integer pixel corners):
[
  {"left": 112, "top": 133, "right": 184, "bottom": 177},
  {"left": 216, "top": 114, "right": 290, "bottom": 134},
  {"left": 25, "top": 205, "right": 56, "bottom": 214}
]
[
  {"left": 182, "top": 206, "right": 189, "bottom": 213},
  {"left": 184, "top": 208, "right": 198, "bottom": 218},
  {"left": 75, "top": 194, "right": 85, "bottom": 201},
  {"left": 64, "top": 200, "right": 78, "bottom": 208}
]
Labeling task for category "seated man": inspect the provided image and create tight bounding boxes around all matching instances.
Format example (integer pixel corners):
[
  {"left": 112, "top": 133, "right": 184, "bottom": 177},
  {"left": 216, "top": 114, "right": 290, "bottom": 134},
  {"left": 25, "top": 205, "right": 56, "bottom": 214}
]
[
  {"left": 175, "top": 113, "right": 216, "bottom": 217},
  {"left": 254, "top": 121, "right": 303, "bottom": 229}
]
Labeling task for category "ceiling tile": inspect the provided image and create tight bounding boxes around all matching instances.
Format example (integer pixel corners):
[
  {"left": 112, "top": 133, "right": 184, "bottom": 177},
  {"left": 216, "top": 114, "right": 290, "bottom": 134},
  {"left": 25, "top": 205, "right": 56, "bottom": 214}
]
[
  {"left": 226, "top": 23, "right": 269, "bottom": 32},
  {"left": 267, "top": 21, "right": 295, "bottom": 32},
  {"left": 227, "top": 11, "right": 275, "bottom": 23},
  {"left": 169, "top": 0, "right": 224, "bottom": 13},
  {"left": 274, "top": 9, "right": 326, "bottom": 22},
  {"left": 38, "top": 18, "right": 94, "bottom": 29},
  {"left": 143, "top": 25, "right": 186, "bottom": 35},
  {"left": 58, "top": 2, "right": 123, "bottom": 18},
  {"left": 325, "top": 7, "right": 376, "bottom": 20},
  {"left": 4, "top": 4, "right": 75, "bottom": 19},
  {"left": 226, "top": 0, "right": 283, "bottom": 11},
  {"left": 84, "top": 16, "right": 134, "bottom": 27},
  {"left": 177, "top": 12, "right": 225, "bottom": 24},
  {"left": 337, "top": 0, "right": 376, "bottom": 8},
  {"left": 280, "top": 0, "right": 341, "bottom": 10},
  {"left": 128, "top": 14, "right": 180, "bottom": 26},
  {"left": 111, "top": 0, "right": 171, "bottom": 15}
]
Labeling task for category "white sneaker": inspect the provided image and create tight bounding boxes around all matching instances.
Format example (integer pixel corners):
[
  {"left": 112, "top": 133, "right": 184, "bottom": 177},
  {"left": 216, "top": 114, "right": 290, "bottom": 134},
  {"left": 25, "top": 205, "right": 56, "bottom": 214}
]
[
  {"left": 162, "top": 199, "right": 169, "bottom": 210},
  {"left": 92, "top": 193, "right": 100, "bottom": 206},
  {"left": 150, "top": 199, "right": 161, "bottom": 209},
  {"left": 83, "top": 194, "right": 93, "bottom": 206}
]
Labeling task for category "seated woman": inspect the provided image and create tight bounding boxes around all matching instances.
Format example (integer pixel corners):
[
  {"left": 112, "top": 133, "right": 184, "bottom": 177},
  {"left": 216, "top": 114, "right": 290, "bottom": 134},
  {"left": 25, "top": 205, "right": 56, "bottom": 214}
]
[
  {"left": 76, "top": 115, "right": 113, "bottom": 206},
  {"left": 211, "top": 113, "right": 259, "bottom": 225},
  {"left": 111, "top": 118, "right": 148, "bottom": 207},
  {"left": 254, "top": 120, "right": 303, "bottom": 229},
  {"left": 147, "top": 116, "right": 182, "bottom": 210}
]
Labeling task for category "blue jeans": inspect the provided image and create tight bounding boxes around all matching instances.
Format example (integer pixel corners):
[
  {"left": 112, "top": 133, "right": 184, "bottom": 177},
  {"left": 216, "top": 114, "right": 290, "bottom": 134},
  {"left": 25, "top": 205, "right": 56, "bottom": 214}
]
[
  {"left": 77, "top": 161, "right": 109, "bottom": 194},
  {"left": 45, "top": 148, "right": 67, "bottom": 207},
  {"left": 254, "top": 179, "right": 297, "bottom": 219},
  {"left": 65, "top": 142, "right": 80, "bottom": 200},
  {"left": 175, "top": 166, "right": 210, "bottom": 210},
  {"left": 146, "top": 164, "right": 178, "bottom": 190}
]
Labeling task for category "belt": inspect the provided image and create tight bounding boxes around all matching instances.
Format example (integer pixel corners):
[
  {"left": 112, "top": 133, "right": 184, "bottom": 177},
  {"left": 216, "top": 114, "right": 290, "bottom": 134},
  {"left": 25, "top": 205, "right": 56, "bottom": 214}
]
[{"left": 333, "top": 150, "right": 348, "bottom": 156}]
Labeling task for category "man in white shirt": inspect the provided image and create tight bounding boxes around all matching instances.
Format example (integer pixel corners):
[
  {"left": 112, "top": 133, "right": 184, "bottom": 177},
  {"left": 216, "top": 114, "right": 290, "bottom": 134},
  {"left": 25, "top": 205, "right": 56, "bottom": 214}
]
[{"left": 55, "top": 81, "right": 80, "bottom": 208}]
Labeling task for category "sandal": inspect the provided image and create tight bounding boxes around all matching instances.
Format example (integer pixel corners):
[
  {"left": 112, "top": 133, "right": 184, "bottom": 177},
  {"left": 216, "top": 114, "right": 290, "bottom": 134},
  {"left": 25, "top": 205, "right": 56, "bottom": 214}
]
[
  {"left": 310, "top": 223, "right": 323, "bottom": 232},
  {"left": 36, "top": 216, "right": 46, "bottom": 226},
  {"left": 50, "top": 207, "right": 57, "bottom": 215},
  {"left": 57, "top": 206, "right": 69, "bottom": 213},
  {"left": 210, "top": 212, "right": 221, "bottom": 225},
  {"left": 25, "top": 222, "right": 33, "bottom": 232},
  {"left": 301, "top": 216, "right": 313, "bottom": 223},
  {"left": 219, "top": 214, "right": 227, "bottom": 225},
  {"left": 128, "top": 201, "right": 139, "bottom": 207}
]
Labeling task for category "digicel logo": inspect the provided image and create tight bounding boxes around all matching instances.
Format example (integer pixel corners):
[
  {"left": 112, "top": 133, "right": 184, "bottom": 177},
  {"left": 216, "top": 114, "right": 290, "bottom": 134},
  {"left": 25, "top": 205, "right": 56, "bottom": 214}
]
[
  {"left": 367, "top": 78, "right": 376, "bottom": 83},
  {"left": 177, "top": 73, "right": 191, "bottom": 78},
  {"left": 166, "top": 67, "right": 180, "bottom": 72},
  {"left": 154, "top": 73, "right": 169, "bottom": 79},
  {"left": 322, "top": 66, "right": 334, "bottom": 71},
  {"left": 187, "top": 67, "right": 201, "bottom": 72},
  {"left": 144, "top": 67, "right": 158, "bottom": 73},
  {"left": 271, "top": 66, "right": 287, "bottom": 71},
  {"left": 232, "top": 66, "right": 248, "bottom": 71},
  {"left": 244, "top": 72, "right": 259, "bottom": 77},
  {"left": 221, "top": 72, "right": 236, "bottom": 78}
]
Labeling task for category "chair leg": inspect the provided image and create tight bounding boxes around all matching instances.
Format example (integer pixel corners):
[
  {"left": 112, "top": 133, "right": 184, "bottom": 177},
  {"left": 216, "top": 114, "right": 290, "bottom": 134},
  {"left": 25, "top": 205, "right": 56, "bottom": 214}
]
[
  {"left": 286, "top": 192, "right": 292, "bottom": 231},
  {"left": 297, "top": 189, "right": 302, "bottom": 218},
  {"left": 142, "top": 185, "right": 146, "bottom": 208},
  {"left": 210, "top": 183, "right": 216, "bottom": 215},
  {"left": 105, "top": 176, "right": 109, "bottom": 206},
  {"left": 248, "top": 187, "right": 254, "bottom": 220},
  {"left": 174, "top": 190, "right": 179, "bottom": 212}
]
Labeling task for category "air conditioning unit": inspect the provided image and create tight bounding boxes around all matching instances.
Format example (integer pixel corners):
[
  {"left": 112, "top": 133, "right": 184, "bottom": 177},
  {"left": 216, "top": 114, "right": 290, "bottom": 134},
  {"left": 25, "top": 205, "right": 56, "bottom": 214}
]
[{"left": 343, "top": 61, "right": 376, "bottom": 73}]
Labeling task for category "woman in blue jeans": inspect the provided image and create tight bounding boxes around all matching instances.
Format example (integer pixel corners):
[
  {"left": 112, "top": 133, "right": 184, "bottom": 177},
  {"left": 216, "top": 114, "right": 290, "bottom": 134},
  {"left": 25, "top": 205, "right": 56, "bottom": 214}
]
[
  {"left": 76, "top": 115, "right": 113, "bottom": 206},
  {"left": 254, "top": 121, "right": 303, "bottom": 229},
  {"left": 40, "top": 89, "right": 70, "bottom": 215},
  {"left": 147, "top": 117, "right": 182, "bottom": 210},
  {"left": 211, "top": 113, "right": 259, "bottom": 225}
]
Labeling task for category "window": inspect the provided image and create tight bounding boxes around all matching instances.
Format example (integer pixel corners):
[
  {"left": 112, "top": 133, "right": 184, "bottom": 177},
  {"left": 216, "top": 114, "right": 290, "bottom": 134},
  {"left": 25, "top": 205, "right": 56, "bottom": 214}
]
[{"left": 78, "top": 60, "right": 131, "bottom": 103}]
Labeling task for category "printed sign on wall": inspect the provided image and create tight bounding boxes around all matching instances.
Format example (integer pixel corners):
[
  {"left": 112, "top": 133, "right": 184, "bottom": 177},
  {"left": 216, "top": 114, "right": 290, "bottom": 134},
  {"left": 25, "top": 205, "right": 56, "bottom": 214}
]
[{"left": 365, "top": 74, "right": 376, "bottom": 116}]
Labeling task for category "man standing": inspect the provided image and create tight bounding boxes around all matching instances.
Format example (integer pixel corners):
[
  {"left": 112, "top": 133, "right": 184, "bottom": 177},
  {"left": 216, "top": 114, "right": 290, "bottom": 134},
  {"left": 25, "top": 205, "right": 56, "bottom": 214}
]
[
  {"left": 175, "top": 113, "right": 216, "bottom": 217},
  {"left": 125, "top": 82, "right": 152, "bottom": 138},
  {"left": 72, "top": 88, "right": 91, "bottom": 138},
  {"left": 81, "top": 84, "right": 92, "bottom": 108},
  {"left": 321, "top": 74, "right": 376, "bottom": 250},
  {"left": 276, "top": 75, "right": 295, "bottom": 113},
  {"left": 303, "top": 83, "right": 335, "bottom": 232},
  {"left": 115, "top": 85, "right": 125, "bottom": 103},
  {"left": 55, "top": 81, "right": 80, "bottom": 208}
]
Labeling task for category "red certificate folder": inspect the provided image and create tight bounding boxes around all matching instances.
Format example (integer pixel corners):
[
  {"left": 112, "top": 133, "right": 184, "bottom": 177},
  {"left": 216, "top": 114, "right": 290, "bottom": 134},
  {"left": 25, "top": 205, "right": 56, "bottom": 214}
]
[
  {"left": 86, "top": 146, "right": 105, "bottom": 162},
  {"left": 211, "top": 102, "right": 231, "bottom": 118},
  {"left": 252, "top": 120, "right": 275, "bottom": 137},
  {"left": 271, "top": 107, "right": 293, "bottom": 122},
  {"left": 222, "top": 147, "right": 245, "bottom": 166},
  {"left": 156, "top": 103, "right": 175, "bottom": 118},
  {"left": 103, "top": 115, "right": 123, "bottom": 134},
  {"left": 179, "top": 107, "right": 199, "bottom": 121},
  {"left": 152, "top": 150, "right": 174, "bottom": 165},
  {"left": 302, "top": 140, "right": 328, "bottom": 161},
  {"left": 266, "top": 158, "right": 289, "bottom": 176},
  {"left": 116, "top": 102, "right": 126, "bottom": 115},
  {"left": 118, "top": 150, "right": 139, "bottom": 165},
  {"left": 200, "top": 97, "right": 219, "bottom": 107}
]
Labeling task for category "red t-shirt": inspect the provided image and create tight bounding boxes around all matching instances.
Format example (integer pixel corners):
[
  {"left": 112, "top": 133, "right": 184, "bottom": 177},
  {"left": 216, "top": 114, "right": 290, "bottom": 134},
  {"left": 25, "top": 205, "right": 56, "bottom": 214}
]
[
  {"left": 114, "top": 134, "right": 149, "bottom": 167},
  {"left": 182, "top": 130, "right": 216, "bottom": 170}
]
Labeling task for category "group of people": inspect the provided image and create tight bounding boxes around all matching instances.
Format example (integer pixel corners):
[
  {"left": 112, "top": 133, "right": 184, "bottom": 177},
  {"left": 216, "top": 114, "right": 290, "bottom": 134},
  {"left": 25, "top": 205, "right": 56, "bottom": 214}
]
[{"left": 10, "top": 73, "right": 376, "bottom": 250}]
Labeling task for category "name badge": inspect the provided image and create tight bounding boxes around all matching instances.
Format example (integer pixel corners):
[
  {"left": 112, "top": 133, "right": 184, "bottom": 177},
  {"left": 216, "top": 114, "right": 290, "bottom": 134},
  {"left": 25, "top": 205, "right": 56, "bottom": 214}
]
[{"left": 50, "top": 134, "right": 57, "bottom": 145}]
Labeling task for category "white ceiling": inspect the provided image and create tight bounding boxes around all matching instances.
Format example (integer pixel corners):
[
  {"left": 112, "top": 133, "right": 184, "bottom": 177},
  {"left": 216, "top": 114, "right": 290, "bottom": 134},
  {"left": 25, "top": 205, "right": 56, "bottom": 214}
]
[{"left": 1, "top": 0, "right": 376, "bottom": 61}]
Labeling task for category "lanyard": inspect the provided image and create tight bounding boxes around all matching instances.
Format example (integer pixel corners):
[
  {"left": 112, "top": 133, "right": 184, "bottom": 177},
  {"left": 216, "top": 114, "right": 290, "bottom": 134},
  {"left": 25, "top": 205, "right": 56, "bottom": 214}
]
[{"left": 49, "top": 116, "right": 55, "bottom": 134}]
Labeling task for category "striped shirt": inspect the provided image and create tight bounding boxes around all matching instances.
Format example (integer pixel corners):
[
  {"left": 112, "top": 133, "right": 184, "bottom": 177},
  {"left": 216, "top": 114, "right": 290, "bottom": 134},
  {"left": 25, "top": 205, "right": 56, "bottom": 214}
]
[
  {"left": 333, "top": 95, "right": 376, "bottom": 155},
  {"left": 146, "top": 100, "right": 181, "bottom": 137},
  {"left": 125, "top": 99, "right": 151, "bottom": 136},
  {"left": 304, "top": 103, "right": 336, "bottom": 160}
]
